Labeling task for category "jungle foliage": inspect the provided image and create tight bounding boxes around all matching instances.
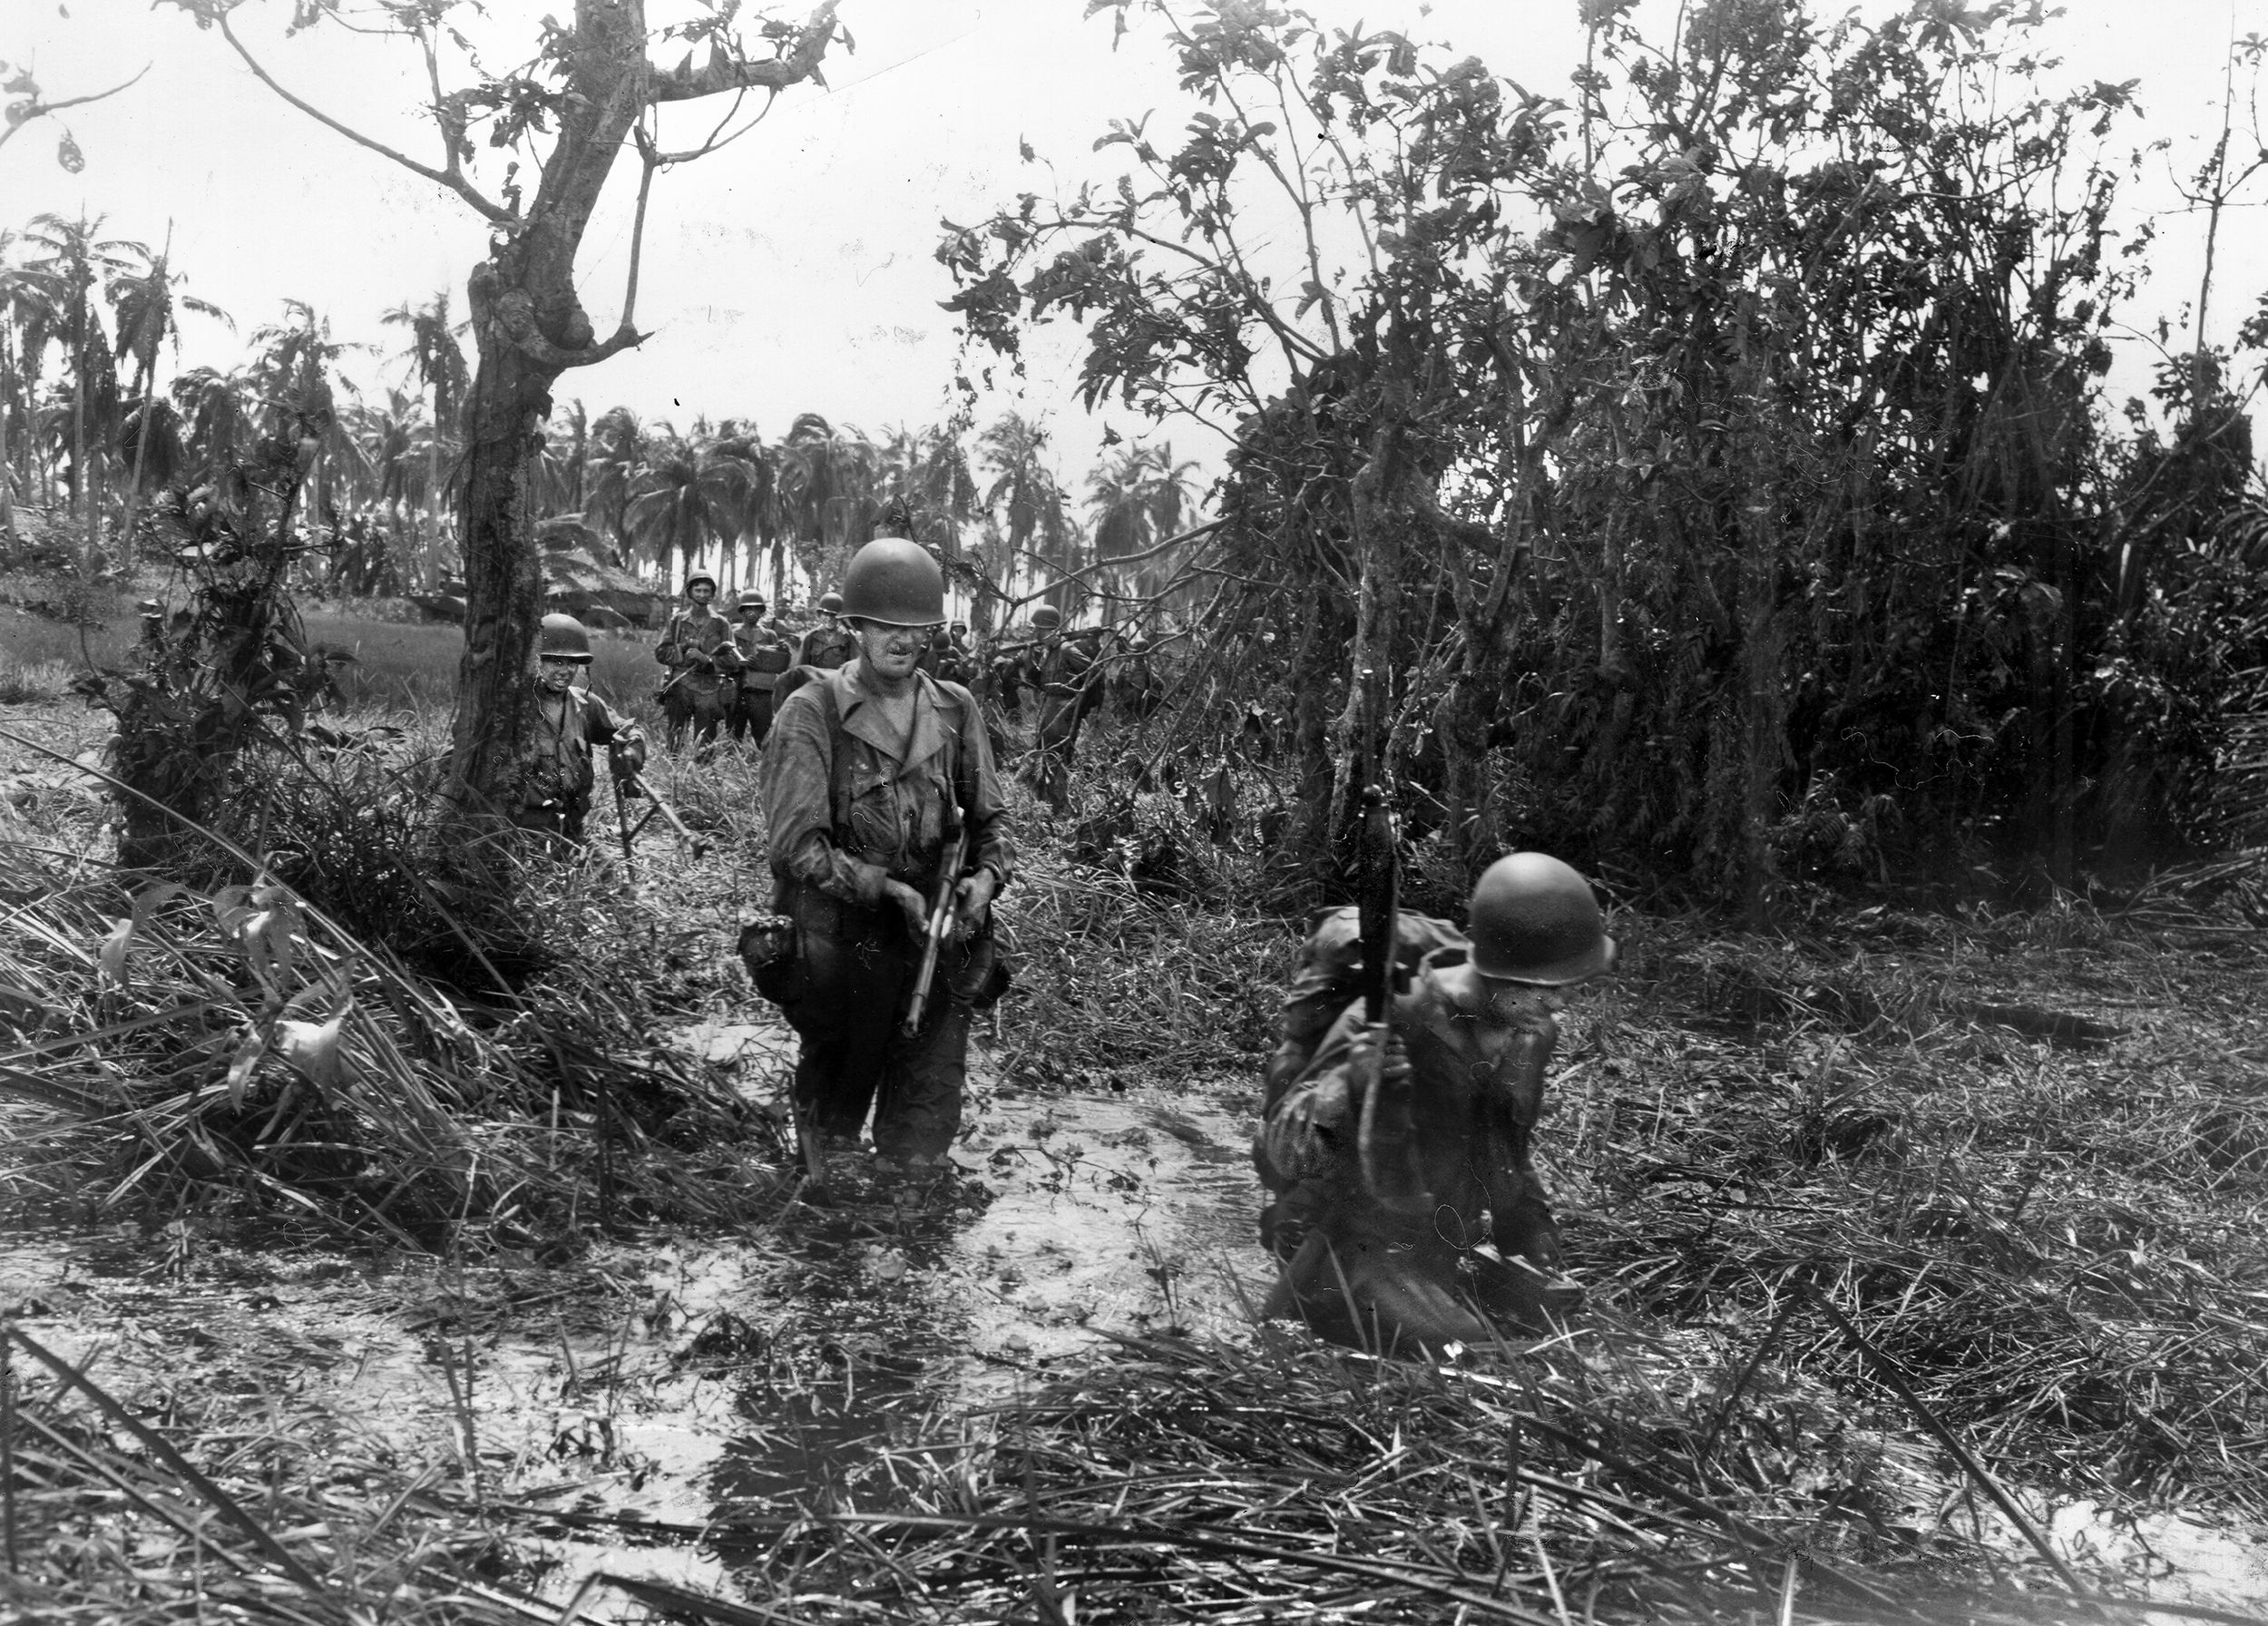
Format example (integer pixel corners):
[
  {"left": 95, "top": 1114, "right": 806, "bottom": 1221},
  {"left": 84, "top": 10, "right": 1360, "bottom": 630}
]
[{"left": 941, "top": 0, "right": 2268, "bottom": 910}]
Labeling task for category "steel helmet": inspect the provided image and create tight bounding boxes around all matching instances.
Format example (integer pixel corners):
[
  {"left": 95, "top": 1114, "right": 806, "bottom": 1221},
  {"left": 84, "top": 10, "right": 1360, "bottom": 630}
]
[
  {"left": 838, "top": 537, "right": 944, "bottom": 627},
  {"left": 538, "top": 612, "right": 595, "bottom": 664},
  {"left": 1031, "top": 604, "right": 1063, "bottom": 631},
  {"left": 684, "top": 572, "right": 718, "bottom": 597},
  {"left": 819, "top": 591, "right": 845, "bottom": 614},
  {"left": 1469, "top": 853, "right": 1615, "bottom": 984},
  {"left": 737, "top": 591, "right": 767, "bottom": 612}
]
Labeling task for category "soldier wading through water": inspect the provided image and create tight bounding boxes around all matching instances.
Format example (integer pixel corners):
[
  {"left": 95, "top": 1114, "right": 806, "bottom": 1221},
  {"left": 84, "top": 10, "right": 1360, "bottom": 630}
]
[
  {"left": 1256, "top": 853, "right": 1615, "bottom": 1353},
  {"left": 509, "top": 612, "right": 648, "bottom": 846},
  {"left": 748, "top": 537, "right": 1012, "bottom": 1195}
]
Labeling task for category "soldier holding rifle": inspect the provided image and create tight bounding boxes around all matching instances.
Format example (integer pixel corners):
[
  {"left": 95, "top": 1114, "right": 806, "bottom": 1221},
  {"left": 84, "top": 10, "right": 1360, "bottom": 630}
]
[
  {"left": 655, "top": 572, "right": 738, "bottom": 754},
  {"left": 752, "top": 537, "right": 1012, "bottom": 1195},
  {"left": 1256, "top": 831, "right": 1615, "bottom": 1354},
  {"left": 510, "top": 612, "right": 647, "bottom": 847}
]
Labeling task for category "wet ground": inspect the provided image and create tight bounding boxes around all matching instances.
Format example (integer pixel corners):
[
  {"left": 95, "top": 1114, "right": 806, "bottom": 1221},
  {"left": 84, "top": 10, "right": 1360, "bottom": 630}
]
[
  {"left": 5, "top": 1014, "right": 2266, "bottom": 1619},
  {"left": 0, "top": 1016, "right": 1272, "bottom": 1601}
]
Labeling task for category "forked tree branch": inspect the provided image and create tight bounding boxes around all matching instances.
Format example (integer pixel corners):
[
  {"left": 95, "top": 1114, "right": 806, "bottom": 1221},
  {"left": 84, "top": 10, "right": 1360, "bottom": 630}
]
[
  {"left": 647, "top": 0, "right": 843, "bottom": 104},
  {"left": 217, "top": 13, "right": 511, "bottom": 223}
]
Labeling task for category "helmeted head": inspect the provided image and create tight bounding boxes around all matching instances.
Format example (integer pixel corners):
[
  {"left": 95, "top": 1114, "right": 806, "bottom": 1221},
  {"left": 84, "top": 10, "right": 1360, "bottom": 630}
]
[
  {"left": 839, "top": 536, "right": 945, "bottom": 629},
  {"left": 950, "top": 620, "right": 969, "bottom": 637},
  {"left": 537, "top": 612, "right": 594, "bottom": 692},
  {"left": 1468, "top": 853, "right": 1616, "bottom": 984},
  {"left": 684, "top": 572, "right": 718, "bottom": 602},
  {"left": 819, "top": 591, "right": 845, "bottom": 616},
  {"left": 1031, "top": 604, "right": 1063, "bottom": 633},
  {"left": 737, "top": 591, "right": 767, "bottom": 618},
  {"left": 1129, "top": 634, "right": 1151, "bottom": 654}
]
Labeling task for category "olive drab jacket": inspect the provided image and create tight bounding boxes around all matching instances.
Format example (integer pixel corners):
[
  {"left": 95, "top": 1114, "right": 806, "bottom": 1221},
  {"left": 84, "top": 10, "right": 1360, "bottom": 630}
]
[
  {"left": 760, "top": 661, "right": 1014, "bottom": 906},
  {"left": 659, "top": 604, "right": 738, "bottom": 683},
  {"left": 513, "top": 689, "right": 644, "bottom": 828},
  {"left": 1256, "top": 908, "right": 1558, "bottom": 1251},
  {"left": 795, "top": 622, "right": 858, "bottom": 671},
  {"left": 733, "top": 620, "right": 796, "bottom": 692}
]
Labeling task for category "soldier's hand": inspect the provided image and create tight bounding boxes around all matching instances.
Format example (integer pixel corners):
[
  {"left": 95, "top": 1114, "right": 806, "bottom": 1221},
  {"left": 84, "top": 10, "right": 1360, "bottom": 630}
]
[
  {"left": 882, "top": 879, "right": 930, "bottom": 938},
  {"left": 950, "top": 867, "right": 997, "bottom": 944},
  {"left": 1354, "top": 1024, "right": 1411, "bottom": 1089}
]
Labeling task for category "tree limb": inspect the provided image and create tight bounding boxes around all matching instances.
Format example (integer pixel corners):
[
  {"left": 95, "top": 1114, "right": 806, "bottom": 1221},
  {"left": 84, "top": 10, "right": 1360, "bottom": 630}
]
[
  {"left": 0, "top": 63, "right": 151, "bottom": 154},
  {"left": 647, "top": 1, "right": 842, "bottom": 104},
  {"left": 217, "top": 13, "right": 511, "bottom": 224}
]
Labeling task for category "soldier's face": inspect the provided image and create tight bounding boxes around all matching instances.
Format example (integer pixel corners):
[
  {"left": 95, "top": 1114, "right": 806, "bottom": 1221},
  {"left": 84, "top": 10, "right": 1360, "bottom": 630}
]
[
  {"left": 1480, "top": 978, "right": 1565, "bottom": 1026},
  {"left": 537, "top": 656, "right": 580, "bottom": 694},
  {"left": 690, "top": 584, "right": 714, "bottom": 605},
  {"left": 854, "top": 620, "right": 935, "bottom": 680}
]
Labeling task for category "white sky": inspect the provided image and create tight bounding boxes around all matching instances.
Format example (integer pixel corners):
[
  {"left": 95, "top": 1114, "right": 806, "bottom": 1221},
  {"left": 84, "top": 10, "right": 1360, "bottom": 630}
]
[{"left": 5, "top": 0, "right": 2264, "bottom": 491}]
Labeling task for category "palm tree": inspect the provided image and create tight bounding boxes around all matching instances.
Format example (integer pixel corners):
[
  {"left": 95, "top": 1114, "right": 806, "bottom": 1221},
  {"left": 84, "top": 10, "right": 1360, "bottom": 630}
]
[
  {"left": 587, "top": 406, "right": 649, "bottom": 567},
  {"left": 342, "top": 387, "right": 430, "bottom": 581},
  {"left": 108, "top": 237, "right": 231, "bottom": 562},
  {"left": 777, "top": 412, "right": 878, "bottom": 590},
  {"left": 623, "top": 423, "right": 754, "bottom": 583},
  {"left": 704, "top": 419, "right": 774, "bottom": 592},
  {"left": 1088, "top": 439, "right": 1202, "bottom": 608},
  {"left": 21, "top": 212, "right": 144, "bottom": 560},
  {"left": 877, "top": 422, "right": 980, "bottom": 556},
  {"left": 981, "top": 412, "right": 1080, "bottom": 616},
  {"left": 381, "top": 290, "right": 469, "bottom": 587},
  {"left": 538, "top": 397, "right": 591, "bottom": 517}
]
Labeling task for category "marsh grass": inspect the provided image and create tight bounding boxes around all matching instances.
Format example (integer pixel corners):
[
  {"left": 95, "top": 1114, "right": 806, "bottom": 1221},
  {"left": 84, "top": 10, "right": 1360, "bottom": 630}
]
[{"left": 5, "top": 649, "right": 2268, "bottom": 1624}]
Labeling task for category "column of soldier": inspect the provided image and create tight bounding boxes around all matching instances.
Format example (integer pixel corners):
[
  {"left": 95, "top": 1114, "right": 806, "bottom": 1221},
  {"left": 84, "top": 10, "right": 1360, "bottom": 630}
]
[{"left": 520, "top": 537, "right": 1620, "bottom": 1358}]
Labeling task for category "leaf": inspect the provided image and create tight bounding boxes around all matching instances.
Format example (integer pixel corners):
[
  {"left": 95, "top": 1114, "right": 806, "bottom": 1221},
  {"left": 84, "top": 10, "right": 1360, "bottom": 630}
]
[
  {"left": 56, "top": 130, "right": 83, "bottom": 173},
  {"left": 274, "top": 1005, "right": 349, "bottom": 1092},
  {"left": 97, "top": 916, "right": 133, "bottom": 986},
  {"left": 224, "top": 1023, "right": 269, "bottom": 1110}
]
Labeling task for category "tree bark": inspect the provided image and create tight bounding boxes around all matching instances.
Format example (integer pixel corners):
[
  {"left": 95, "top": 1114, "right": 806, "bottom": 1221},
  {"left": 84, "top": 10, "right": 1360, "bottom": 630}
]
[{"left": 439, "top": 0, "right": 839, "bottom": 829}]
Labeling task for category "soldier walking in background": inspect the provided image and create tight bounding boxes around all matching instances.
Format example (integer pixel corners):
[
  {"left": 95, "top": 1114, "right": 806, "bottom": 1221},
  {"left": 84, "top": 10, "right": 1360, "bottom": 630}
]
[
  {"left": 1255, "top": 853, "right": 1616, "bottom": 1352},
  {"left": 511, "top": 612, "right": 647, "bottom": 847},
  {"left": 1022, "top": 603, "right": 1099, "bottom": 815},
  {"left": 729, "top": 591, "right": 795, "bottom": 748},
  {"left": 795, "top": 591, "right": 858, "bottom": 671},
  {"left": 655, "top": 572, "right": 738, "bottom": 755},
  {"left": 753, "top": 537, "right": 1013, "bottom": 1196}
]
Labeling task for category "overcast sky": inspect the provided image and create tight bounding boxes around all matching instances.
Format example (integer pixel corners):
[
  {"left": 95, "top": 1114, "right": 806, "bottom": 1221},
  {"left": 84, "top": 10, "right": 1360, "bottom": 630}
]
[{"left": 6, "top": 0, "right": 2263, "bottom": 492}]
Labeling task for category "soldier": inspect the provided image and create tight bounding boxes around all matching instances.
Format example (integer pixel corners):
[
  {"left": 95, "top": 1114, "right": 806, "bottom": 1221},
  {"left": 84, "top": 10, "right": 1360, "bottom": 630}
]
[
  {"left": 1022, "top": 603, "right": 1100, "bottom": 815},
  {"left": 511, "top": 612, "right": 648, "bottom": 847},
  {"left": 755, "top": 537, "right": 1012, "bottom": 1193},
  {"left": 1255, "top": 854, "right": 1616, "bottom": 1353},
  {"left": 795, "top": 590, "right": 858, "bottom": 671},
  {"left": 1114, "top": 632, "right": 1165, "bottom": 720},
  {"left": 729, "top": 591, "right": 795, "bottom": 748},
  {"left": 655, "top": 573, "right": 738, "bottom": 754}
]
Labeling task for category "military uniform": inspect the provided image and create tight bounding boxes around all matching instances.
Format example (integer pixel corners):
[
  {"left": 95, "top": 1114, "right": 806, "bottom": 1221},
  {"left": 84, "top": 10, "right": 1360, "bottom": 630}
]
[
  {"left": 511, "top": 688, "right": 645, "bottom": 845},
  {"left": 759, "top": 661, "right": 1014, "bottom": 1162},
  {"left": 657, "top": 602, "right": 738, "bottom": 751},
  {"left": 796, "top": 622, "right": 858, "bottom": 671},
  {"left": 731, "top": 617, "right": 796, "bottom": 746},
  {"left": 1255, "top": 906, "right": 1570, "bottom": 1347},
  {"left": 1023, "top": 633, "right": 1099, "bottom": 814}
]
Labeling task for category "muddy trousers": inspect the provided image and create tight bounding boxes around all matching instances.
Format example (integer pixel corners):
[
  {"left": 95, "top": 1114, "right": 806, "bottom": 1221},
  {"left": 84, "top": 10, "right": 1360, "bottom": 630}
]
[{"left": 776, "top": 891, "right": 998, "bottom": 1161}]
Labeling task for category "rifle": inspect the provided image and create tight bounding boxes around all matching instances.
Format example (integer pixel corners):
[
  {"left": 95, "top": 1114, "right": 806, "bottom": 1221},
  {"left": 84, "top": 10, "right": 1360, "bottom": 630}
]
[
  {"left": 612, "top": 770, "right": 638, "bottom": 883},
  {"left": 900, "top": 824, "right": 971, "bottom": 1037},
  {"left": 1354, "top": 782, "right": 1430, "bottom": 1214},
  {"left": 621, "top": 767, "right": 709, "bottom": 859}
]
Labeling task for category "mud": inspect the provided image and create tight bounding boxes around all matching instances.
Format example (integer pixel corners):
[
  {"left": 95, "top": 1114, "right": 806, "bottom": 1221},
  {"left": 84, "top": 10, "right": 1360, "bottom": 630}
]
[
  {"left": 5, "top": 1014, "right": 2265, "bottom": 1618},
  {"left": 0, "top": 1016, "right": 1271, "bottom": 1602}
]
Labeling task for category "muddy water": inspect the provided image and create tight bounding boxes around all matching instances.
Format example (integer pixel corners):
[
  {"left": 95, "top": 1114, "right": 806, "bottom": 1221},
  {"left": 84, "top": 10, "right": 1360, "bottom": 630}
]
[{"left": 0, "top": 1025, "right": 1272, "bottom": 1602}]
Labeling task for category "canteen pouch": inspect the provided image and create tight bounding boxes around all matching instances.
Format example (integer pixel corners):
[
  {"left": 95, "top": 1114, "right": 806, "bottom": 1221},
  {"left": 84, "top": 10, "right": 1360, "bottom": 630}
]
[{"left": 737, "top": 912, "right": 803, "bottom": 1004}]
